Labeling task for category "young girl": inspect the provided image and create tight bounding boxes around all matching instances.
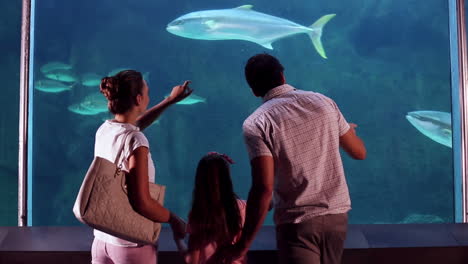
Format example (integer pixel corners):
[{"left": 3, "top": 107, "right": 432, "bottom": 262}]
[{"left": 177, "top": 152, "right": 247, "bottom": 264}]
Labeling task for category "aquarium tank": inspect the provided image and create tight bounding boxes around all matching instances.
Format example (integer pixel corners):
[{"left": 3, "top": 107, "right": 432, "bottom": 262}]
[{"left": 1, "top": 0, "right": 461, "bottom": 226}]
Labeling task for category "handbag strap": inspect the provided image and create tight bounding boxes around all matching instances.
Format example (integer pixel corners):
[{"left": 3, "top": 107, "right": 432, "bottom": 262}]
[{"left": 114, "top": 129, "right": 136, "bottom": 166}]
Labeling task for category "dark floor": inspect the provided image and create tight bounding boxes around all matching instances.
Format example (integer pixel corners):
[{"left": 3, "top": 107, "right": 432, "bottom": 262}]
[{"left": 1, "top": 224, "right": 468, "bottom": 263}]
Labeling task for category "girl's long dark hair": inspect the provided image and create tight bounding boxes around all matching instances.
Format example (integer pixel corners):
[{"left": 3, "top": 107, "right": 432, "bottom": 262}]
[{"left": 188, "top": 153, "right": 242, "bottom": 250}]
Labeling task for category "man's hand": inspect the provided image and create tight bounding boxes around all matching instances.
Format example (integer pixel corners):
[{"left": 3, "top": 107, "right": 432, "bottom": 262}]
[
  {"left": 339, "top": 123, "right": 366, "bottom": 160},
  {"left": 167, "top": 81, "right": 193, "bottom": 104}
]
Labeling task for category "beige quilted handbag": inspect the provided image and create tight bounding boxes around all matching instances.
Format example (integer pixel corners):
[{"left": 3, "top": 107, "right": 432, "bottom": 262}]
[{"left": 73, "top": 130, "right": 165, "bottom": 245}]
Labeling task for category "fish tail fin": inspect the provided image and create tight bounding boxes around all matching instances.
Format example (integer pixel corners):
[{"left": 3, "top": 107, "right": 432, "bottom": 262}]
[{"left": 308, "top": 14, "right": 336, "bottom": 59}]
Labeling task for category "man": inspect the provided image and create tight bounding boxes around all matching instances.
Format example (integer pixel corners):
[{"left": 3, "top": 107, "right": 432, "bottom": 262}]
[{"left": 216, "top": 53, "right": 366, "bottom": 264}]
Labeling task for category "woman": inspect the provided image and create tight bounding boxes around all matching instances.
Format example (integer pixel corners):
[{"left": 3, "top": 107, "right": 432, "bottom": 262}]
[{"left": 92, "top": 69, "right": 192, "bottom": 264}]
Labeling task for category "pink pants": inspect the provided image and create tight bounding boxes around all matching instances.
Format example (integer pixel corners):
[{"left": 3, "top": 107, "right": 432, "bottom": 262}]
[{"left": 91, "top": 238, "right": 157, "bottom": 264}]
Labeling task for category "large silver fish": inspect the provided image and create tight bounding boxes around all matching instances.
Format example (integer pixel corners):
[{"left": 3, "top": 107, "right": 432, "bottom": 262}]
[
  {"left": 167, "top": 5, "right": 335, "bottom": 58},
  {"left": 406, "top": 111, "right": 452, "bottom": 148}
]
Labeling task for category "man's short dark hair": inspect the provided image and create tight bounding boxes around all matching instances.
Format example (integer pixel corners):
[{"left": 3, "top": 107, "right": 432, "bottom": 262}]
[{"left": 244, "top": 53, "right": 284, "bottom": 97}]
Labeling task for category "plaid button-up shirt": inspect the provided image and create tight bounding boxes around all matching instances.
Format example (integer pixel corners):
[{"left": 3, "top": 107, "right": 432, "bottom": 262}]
[{"left": 243, "top": 84, "right": 351, "bottom": 225}]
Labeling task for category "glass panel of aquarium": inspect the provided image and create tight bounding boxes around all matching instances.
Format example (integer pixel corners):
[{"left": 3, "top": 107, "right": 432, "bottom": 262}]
[
  {"left": 30, "top": 0, "right": 455, "bottom": 225},
  {"left": 0, "top": 0, "right": 21, "bottom": 226}
]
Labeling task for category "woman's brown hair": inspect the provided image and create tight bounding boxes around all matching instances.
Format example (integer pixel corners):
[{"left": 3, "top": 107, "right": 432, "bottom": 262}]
[{"left": 100, "top": 70, "right": 144, "bottom": 114}]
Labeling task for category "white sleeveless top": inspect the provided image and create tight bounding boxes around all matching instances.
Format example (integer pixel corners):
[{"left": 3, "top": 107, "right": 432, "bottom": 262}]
[{"left": 93, "top": 120, "right": 156, "bottom": 247}]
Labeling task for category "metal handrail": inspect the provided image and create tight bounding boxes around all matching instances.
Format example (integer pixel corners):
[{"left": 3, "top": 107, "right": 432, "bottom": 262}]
[
  {"left": 18, "top": 0, "right": 32, "bottom": 226},
  {"left": 456, "top": 0, "right": 468, "bottom": 222}
]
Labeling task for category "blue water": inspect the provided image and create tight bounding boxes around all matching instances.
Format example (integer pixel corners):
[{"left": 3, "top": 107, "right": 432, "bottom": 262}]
[{"left": 6, "top": 0, "right": 455, "bottom": 225}]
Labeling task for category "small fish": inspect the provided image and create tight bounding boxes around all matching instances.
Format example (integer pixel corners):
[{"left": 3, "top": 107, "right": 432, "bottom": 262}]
[
  {"left": 34, "top": 79, "right": 73, "bottom": 93},
  {"left": 167, "top": 5, "right": 335, "bottom": 58},
  {"left": 81, "top": 73, "right": 102, "bottom": 87},
  {"left": 40, "top": 61, "right": 72, "bottom": 73},
  {"left": 68, "top": 103, "right": 103, "bottom": 115},
  {"left": 107, "top": 68, "right": 130, "bottom": 77},
  {"left": 107, "top": 68, "right": 150, "bottom": 82},
  {"left": 80, "top": 92, "right": 108, "bottom": 113},
  {"left": 406, "top": 111, "right": 452, "bottom": 148},
  {"left": 165, "top": 94, "right": 207, "bottom": 105},
  {"left": 400, "top": 213, "right": 445, "bottom": 224},
  {"left": 68, "top": 93, "right": 108, "bottom": 115},
  {"left": 44, "top": 69, "right": 78, "bottom": 83}
]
